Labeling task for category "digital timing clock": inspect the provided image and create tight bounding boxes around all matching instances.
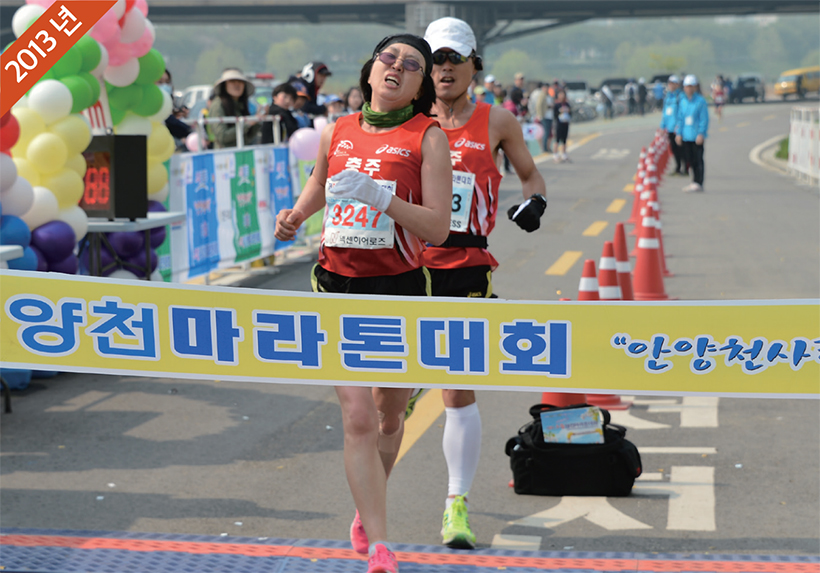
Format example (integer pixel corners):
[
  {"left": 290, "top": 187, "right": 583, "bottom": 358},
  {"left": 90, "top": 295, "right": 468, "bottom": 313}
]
[{"left": 80, "top": 134, "right": 148, "bottom": 221}]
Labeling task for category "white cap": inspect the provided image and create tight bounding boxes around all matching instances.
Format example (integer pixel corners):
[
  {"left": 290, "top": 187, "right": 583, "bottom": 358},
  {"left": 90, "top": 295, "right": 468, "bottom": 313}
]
[
  {"left": 668, "top": 75, "right": 680, "bottom": 84},
  {"left": 683, "top": 74, "right": 698, "bottom": 86},
  {"left": 424, "top": 17, "right": 476, "bottom": 57},
  {"left": 484, "top": 74, "right": 496, "bottom": 84}
]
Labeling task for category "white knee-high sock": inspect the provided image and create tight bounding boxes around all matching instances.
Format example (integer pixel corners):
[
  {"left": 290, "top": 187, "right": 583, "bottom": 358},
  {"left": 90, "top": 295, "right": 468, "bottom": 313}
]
[{"left": 442, "top": 402, "right": 482, "bottom": 499}]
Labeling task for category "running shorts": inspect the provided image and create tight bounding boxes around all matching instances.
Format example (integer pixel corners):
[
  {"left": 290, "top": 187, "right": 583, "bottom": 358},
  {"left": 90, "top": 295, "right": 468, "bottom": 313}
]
[
  {"left": 428, "top": 265, "right": 494, "bottom": 298},
  {"left": 312, "top": 264, "right": 431, "bottom": 296}
]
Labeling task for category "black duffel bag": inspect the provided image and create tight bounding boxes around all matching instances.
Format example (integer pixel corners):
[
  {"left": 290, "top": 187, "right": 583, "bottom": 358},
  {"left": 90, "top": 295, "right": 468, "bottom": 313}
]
[{"left": 505, "top": 403, "right": 642, "bottom": 497}]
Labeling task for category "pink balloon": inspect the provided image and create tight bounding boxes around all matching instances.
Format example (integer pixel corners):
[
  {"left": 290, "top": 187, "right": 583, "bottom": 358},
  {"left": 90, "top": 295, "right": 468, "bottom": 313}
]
[
  {"left": 26, "top": 0, "right": 54, "bottom": 7},
  {"left": 288, "top": 128, "right": 321, "bottom": 161},
  {"left": 185, "top": 132, "right": 201, "bottom": 152},
  {"left": 129, "top": 20, "right": 154, "bottom": 58},
  {"left": 106, "top": 41, "right": 133, "bottom": 67},
  {"left": 134, "top": 0, "right": 148, "bottom": 16},
  {"left": 90, "top": 9, "right": 120, "bottom": 44},
  {"left": 119, "top": 8, "right": 145, "bottom": 43}
]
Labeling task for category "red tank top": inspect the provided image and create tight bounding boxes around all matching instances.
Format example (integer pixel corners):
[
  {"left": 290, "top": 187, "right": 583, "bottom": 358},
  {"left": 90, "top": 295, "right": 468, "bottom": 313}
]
[
  {"left": 420, "top": 102, "right": 503, "bottom": 270},
  {"left": 320, "top": 112, "right": 438, "bottom": 278}
]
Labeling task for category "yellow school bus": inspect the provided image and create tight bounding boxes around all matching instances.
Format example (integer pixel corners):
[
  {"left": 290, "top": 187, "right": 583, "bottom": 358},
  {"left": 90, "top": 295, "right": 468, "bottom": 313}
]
[{"left": 774, "top": 66, "right": 820, "bottom": 99}]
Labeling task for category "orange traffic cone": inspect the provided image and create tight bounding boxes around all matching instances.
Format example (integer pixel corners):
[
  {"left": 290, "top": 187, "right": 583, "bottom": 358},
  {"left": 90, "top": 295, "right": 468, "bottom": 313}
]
[
  {"left": 586, "top": 393, "right": 632, "bottom": 410},
  {"left": 613, "top": 222, "right": 634, "bottom": 300},
  {"left": 632, "top": 208, "right": 668, "bottom": 301},
  {"left": 648, "top": 200, "right": 673, "bottom": 277},
  {"left": 577, "top": 259, "right": 599, "bottom": 301},
  {"left": 597, "top": 241, "right": 622, "bottom": 301},
  {"left": 627, "top": 179, "right": 644, "bottom": 226},
  {"left": 540, "top": 391, "right": 587, "bottom": 407}
]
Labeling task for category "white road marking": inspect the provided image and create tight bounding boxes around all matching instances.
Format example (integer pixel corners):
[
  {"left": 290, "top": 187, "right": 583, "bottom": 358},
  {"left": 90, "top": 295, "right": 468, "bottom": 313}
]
[
  {"left": 639, "top": 447, "right": 717, "bottom": 454},
  {"left": 491, "top": 534, "right": 542, "bottom": 550},
  {"left": 592, "top": 148, "right": 631, "bottom": 160},
  {"left": 636, "top": 472, "right": 664, "bottom": 481},
  {"left": 609, "top": 409, "right": 671, "bottom": 430},
  {"left": 648, "top": 396, "right": 719, "bottom": 427},
  {"left": 633, "top": 466, "right": 716, "bottom": 531},
  {"left": 510, "top": 497, "right": 651, "bottom": 531}
]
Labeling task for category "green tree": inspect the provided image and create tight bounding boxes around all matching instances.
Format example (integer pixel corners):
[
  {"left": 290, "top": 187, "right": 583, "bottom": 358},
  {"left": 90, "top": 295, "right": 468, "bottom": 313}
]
[
  {"left": 266, "top": 37, "right": 310, "bottom": 79},
  {"left": 489, "top": 48, "right": 544, "bottom": 84},
  {"left": 193, "top": 44, "right": 247, "bottom": 85}
]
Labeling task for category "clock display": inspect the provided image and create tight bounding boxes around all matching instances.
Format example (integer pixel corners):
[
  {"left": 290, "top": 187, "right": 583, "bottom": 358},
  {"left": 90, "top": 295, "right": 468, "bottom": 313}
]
[{"left": 79, "top": 135, "right": 148, "bottom": 221}]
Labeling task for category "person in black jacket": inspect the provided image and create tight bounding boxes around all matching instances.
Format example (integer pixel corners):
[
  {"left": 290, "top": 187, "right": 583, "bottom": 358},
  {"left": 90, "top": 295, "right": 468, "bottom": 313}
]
[
  {"left": 260, "top": 83, "right": 299, "bottom": 144},
  {"left": 297, "top": 61, "right": 332, "bottom": 116}
]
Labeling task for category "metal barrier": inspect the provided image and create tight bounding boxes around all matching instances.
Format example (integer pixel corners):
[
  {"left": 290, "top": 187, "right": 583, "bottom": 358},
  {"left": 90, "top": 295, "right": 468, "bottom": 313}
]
[
  {"left": 183, "top": 114, "right": 284, "bottom": 148},
  {"left": 788, "top": 106, "right": 820, "bottom": 185}
]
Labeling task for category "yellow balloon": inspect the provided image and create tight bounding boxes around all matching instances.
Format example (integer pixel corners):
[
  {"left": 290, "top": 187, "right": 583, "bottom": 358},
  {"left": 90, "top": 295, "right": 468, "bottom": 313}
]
[
  {"left": 12, "top": 157, "right": 41, "bottom": 186},
  {"left": 11, "top": 107, "right": 46, "bottom": 155},
  {"left": 26, "top": 133, "right": 68, "bottom": 175},
  {"left": 48, "top": 115, "right": 92, "bottom": 156},
  {"left": 147, "top": 161, "right": 168, "bottom": 195},
  {"left": 43, "top": 168, "right": 84, "bottom": 209},
  {"left": 147, "top": 123, "right": 173, "bottom": 159},
  {"left": 64, "top": 154, "right": 88, "bottom": 178}
]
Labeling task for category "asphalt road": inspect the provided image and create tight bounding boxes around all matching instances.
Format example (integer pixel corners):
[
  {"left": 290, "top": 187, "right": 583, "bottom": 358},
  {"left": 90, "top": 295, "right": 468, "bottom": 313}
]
[{"left": 1, "top": 100, "right": 818, "bottom": 557}]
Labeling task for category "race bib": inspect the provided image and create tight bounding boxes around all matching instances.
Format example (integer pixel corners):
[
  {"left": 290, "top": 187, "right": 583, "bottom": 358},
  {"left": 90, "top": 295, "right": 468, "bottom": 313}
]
[
  {"left": 685, "top": 116, "right": 694, "bottom": 126},
  {"left": 450, "top": 171, "right": 476, "bottom": 232},
  {"left": 666, "top": 106, "right": 673, "bottom": 116},
  {"left": 324, "top": 179, "right": 395, "bottom": 249}
]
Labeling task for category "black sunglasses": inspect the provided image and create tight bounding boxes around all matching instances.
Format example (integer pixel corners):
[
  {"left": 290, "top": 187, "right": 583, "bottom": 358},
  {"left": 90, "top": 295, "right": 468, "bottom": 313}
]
[
  {"left": 375, "top": 51, "right": 423, "bottom": 73},
  {"left": 432, "top": 51, "right": 471, "bottom": 66}
]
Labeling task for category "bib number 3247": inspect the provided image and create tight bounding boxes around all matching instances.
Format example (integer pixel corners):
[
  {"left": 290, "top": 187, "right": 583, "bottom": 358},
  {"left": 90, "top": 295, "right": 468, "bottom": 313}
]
[{"left": 324, "top": 179, "right": 396, "bottom": 249}]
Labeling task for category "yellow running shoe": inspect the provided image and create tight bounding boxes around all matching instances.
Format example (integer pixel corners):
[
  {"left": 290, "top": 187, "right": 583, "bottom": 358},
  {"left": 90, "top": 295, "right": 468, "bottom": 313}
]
[
  {"left": 405, "top": 388, "right": 424, "bottom": 420},
  {"left": 441, "top": 494, "right": 476, "bottom": 549}
]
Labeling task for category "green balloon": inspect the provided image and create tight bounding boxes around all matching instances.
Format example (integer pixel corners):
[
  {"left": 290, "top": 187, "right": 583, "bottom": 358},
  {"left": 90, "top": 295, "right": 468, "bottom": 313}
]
[
  {"left": 133, "top": 84, "right": 164, "bottom": 117},
  {"left": 110, "top": 106, "right": 126, "bottom": 126},
  {"left": 108, "top": 84, "right": 143, "bottom": 111},
  {"left": 75, "top": 35, "right": 102, "bottom": 73},
  {"left": 78, "top": 72, "right": 100, "bottom": 105},
  {"left": 50, "top": 47, "right": 83, "bottom": 78},
  {"left": 61, "top": 75, "right": 93, "bottom": 113},
  {"left": 40, "top": 67, "right": 56, "bottom": 81},
  {"left": 135, "top": 49, "right": 165, "bottom": 85}
]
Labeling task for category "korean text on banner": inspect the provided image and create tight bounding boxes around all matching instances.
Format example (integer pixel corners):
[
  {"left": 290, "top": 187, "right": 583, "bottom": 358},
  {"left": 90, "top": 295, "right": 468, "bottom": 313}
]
[
  {"left": 1, "top": 271, "right": 819, "bottom": 399},
  {"left": 1, "top": 1, "right": 116, "bottom": 116}
]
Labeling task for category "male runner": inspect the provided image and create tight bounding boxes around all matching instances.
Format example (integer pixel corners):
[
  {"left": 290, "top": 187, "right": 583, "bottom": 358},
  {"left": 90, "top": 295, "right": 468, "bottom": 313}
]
[{"left": 417, "top": 16, "right": 548, "bottom": 549}]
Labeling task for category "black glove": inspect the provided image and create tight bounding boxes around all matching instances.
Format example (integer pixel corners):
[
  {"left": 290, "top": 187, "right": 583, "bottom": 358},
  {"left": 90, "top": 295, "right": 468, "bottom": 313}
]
[{"left": 507, "top": 194, "right": 547, "bottom": 232}]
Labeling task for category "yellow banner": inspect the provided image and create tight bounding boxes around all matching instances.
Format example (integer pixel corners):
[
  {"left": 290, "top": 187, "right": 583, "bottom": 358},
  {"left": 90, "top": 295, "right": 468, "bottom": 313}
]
[{"left": 1, "top": 270, "right": 818, "bottom": 398}]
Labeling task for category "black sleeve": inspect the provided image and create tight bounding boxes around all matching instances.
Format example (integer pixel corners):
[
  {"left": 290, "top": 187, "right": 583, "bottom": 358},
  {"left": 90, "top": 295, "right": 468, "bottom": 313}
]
[
  {"left": 164, "top": 115, "right": 192, "bottom": 139},
  {"left": 299, "top": 100, "right": 327, "bottom": 117}
]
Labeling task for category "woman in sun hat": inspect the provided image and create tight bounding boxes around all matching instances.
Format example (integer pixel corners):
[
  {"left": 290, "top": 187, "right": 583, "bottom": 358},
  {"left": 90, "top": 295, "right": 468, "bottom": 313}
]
[{"left": 208, "top": 67, "right": 260, "bottom": 148}]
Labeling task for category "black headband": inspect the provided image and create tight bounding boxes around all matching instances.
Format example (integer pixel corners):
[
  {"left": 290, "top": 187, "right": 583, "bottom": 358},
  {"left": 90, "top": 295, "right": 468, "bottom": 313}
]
[{"left": 372, "top": 34, "right": 433, "bottom": 76}]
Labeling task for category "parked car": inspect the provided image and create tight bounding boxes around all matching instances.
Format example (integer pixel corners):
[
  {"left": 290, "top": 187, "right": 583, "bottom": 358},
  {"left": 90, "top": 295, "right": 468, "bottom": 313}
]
[
  {"left": 774, "top": 66, "right": 820, "bottom": 100},
  {"left": 729, "top": 74, "right": 765, "bottom": 103},
  {"left": 649, "top": 73, "right": 675, "bottom": 85},
  {"left": 564, "top": 80, "right": 590, "bottom": 102},
  {"left": 178, "top": 84, "right": 212, "bottom": 117},
  {"left": 598, "top": 78, "right": 629, "bottom": 96}
]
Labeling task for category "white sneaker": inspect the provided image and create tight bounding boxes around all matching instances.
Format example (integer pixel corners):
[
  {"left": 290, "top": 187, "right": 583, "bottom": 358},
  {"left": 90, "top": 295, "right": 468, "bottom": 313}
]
[{"left": 682, "top": 183, "right": 697, "bottom": 192}]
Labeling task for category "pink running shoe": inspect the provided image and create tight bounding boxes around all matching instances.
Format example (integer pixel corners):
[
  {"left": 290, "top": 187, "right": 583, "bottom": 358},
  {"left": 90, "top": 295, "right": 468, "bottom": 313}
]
[
  {"left": 366, "top": 543, "right": 398, "bottom": 573},
  {"left": 350, "top": 510, "right": 369, "bottom": 554}
]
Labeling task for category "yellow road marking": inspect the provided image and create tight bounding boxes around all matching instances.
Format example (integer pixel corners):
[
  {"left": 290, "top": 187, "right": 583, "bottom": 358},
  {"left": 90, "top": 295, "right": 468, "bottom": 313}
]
[
  {"left": 764, "top": 115, "right": 776, "bottom": 121},
  {"left": 606, "top": 199, "right": 627, "bottom": 213},
  {"left": 736, "top": 122, "right": 750, "bottom": 128},
  {"left": 395, "top": 389, "right": 444, "bottom": 466},
  {"left": 582, "top": 221, "right": 609, "bottom": 237},
  {"left": 719, "top": 127, "right": 729, "bottom": 132},
  {"left": 534, "top": 132, "right": 601, "bottom": 164},
  {"left": 623, "top": 183, "right": 634, "bottom": 192},
  {"left": 545, "top": 251, "right": 583, "bottom": 276}
]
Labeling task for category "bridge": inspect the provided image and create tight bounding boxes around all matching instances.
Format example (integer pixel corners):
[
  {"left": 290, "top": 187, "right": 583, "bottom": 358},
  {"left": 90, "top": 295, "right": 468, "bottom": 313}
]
[{"left": 1, "top": 0, "right": 818, "bottom": 52}]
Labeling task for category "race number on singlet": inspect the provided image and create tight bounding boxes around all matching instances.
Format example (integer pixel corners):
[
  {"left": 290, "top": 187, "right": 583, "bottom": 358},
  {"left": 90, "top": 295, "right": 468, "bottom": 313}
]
[
  {"left": 450, "top": 171, "right": 476, "bottom": 232},
  {"left": 324, "top": 179, "right": 396, "bottom": 249}
]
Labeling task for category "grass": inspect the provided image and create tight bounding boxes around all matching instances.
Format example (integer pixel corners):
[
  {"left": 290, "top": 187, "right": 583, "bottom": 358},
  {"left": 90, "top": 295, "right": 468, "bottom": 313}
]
[{"left": 775, "top": 138, "right": 789, "bottom": 160}]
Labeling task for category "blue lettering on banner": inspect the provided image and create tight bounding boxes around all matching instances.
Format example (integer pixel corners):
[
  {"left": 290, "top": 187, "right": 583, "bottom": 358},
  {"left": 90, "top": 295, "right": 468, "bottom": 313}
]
[
  {"left": 269, "top": 147, "right": 294, "bottom": 251},
  {"left": 340, "top": 316, "right": 407, "bottom": 372},
  {"left": 87, "top": 298, "right": 159, "bottom": 360},
  {"left": 254, "top": 311, "right": 327, "bottom": 368},
  {"left": 169, "top": 306, "right": 244, "bottom": 365},
  {"left": 186, "top": 154, "right": 220, "bottom": 278},
  {"left": 612, "top": 333, "right": 820, "bottom": 375},
  {"left": 6, "top": 295, "right": 86, "bottom": 357},
  {"left": 499, "top": 320, "right": 571, "bottom": 377},
  {"left": 418, "top": 318, "right": 488, "bottom": 374}
]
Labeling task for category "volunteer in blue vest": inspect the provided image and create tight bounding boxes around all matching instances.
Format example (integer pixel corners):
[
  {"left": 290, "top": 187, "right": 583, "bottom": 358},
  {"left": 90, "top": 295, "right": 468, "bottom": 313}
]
[
  {"left": 675, "top": 74, "right": 709, "bottom": 193},
  {"left": 661, "top": 75, "right": 686, "bottom": 176}
]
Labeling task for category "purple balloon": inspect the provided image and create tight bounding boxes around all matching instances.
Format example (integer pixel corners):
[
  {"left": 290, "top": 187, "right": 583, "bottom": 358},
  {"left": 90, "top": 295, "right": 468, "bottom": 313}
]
[
  {"left": 123, "top": 248, "right": 157, "bottom": 279},
  {"left": 31, "top": 220, "right": 77, "bottom": 264},
  {"left": 48, "top": 253, "right": 79, "bottom": 274},
  {"left": 30, "top": 244, "right": 49, "bottom": 272},
  {"left": 79, "top": 244, "right": 116, "bottom": 275},
  {"left": 147, "top": 200, "right": 167, "bottom": 213},
  {"left": 107, "top": 231, "right": 145, "bottom": 258},
  {"left": 149, "top": 225, "right": 166, "bottom": 248}
]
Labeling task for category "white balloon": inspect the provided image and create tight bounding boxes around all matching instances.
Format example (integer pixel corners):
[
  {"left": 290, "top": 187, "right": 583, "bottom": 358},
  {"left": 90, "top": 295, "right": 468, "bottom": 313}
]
[
  {"left": 28, "top": 80, "right": 73, "bottom": 125},
  {"left": 92, "top": 43, "right": 109, "bottom": 78},
  {"left": 148, "top": 183, "right": 169, "bottom": 203},
  {"left": 12, "top": 4, "right": 45, "bottom": 38},
  {"left": 112, "top": 0, "right": 127, "bottom": 19},
  {"left": 104, "top": 58, "right": 140, "bottom": 87},
  {"left": 114, "top": 113, "right": 152, "bottom": 136},
  {"left": 58, "top": 205, "right": 89, "bottom": 241},
  {"left": 0, "top": 261, "right": 8, "bottom": 270},
  {"left": 148, "top": 91, "right": 174, "bottom": 123},
  {"left": 0, "top": 176, "right": 34, "bottom": 216},
  {"left": 0, "top": 153, "right": 18, "bottom": 192},
  {"left": 109, "top": 269, "right": 140, "bottom": 280},
  {"left": 119, "top": 8, "right": 146, "bottom": 43},
  {"left": 20, "top": 186, "right": 59, "bottom": 230},
  {"left": 150, "top": 269, "right": 163, "bottom": 282}
]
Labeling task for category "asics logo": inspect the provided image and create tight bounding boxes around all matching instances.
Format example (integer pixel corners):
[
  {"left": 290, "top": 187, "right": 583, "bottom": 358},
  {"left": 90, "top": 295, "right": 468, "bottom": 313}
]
[
  {"left": 375, "top": 144, "right": 411, "bottom": 157},
  {"left": 453, "top": 138, "right": 486, "bottom": 150}
]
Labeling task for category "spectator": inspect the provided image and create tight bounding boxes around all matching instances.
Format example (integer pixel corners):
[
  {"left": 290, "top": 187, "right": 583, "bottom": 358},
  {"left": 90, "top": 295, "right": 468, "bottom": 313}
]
[
  {"left": 675, "top": 75, "right": 709, "bottom": 192},
  {"left": 711, "top": 74, "right": 726, "bottom": 120},
  {"left": 528, "top": 82, "right": 550, "bottom": 152},
  {"left": 510, "top": 72, "right": 525, "bottom": 111},
  {"left": 637, "top": 78, "right": 647, "bottom": 116},
  {"left": 482, "top": 75, "right": 496, "bottom": 104},
  {"left": 343, "top": 86, "right": 364, "bottom": 113},
  {"left": 324, "top": 94, "right": 346, "bottom": 122},
  {"left": 661, "top": 75, "right": 686, "bottom": 176},
  {"left": 156, "top": 69, "right": 192, "bottom": 142},
  {"left": 626, "top": 79, "right": 637, "bottom": 114},
  {"left": 601, "top": 84, "right": 614, "bottom": 119},
  {"left": 290, "top": 81, "right": 314, "bottom": 129},
  {"left": 298, "top": 61, "right": 332, "bottom": 116},
  {"left": 208, "top": 68, "right": 260, "bottom": 149},
  {"left": 553, "top": 89, "right": 571, "bottom": 162},
  {"left": 653, "top": 80, "right": 665, "bottom": 111},
  {"left": 260, "top": 82, "right": 299, "bottom": 144}
]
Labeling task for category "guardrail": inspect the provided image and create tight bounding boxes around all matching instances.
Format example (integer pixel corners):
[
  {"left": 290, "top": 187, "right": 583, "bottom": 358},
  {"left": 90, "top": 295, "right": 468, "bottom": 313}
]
[
  {"left": 788, "top": 106, "right": 820, "bottom": 184},
  {"left": 182, "top": 114, "right": 285, "bottom": 148}
]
